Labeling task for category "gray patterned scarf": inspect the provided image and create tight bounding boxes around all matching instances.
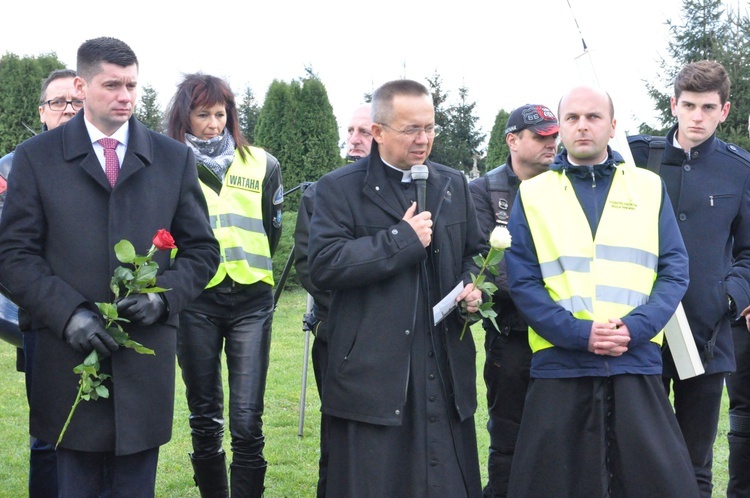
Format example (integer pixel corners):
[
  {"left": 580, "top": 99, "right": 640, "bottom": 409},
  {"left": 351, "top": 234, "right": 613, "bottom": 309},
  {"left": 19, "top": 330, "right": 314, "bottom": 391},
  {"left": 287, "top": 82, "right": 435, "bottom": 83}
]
[{"left": 185, "top": 130, "right": 236, "bottom": 181}]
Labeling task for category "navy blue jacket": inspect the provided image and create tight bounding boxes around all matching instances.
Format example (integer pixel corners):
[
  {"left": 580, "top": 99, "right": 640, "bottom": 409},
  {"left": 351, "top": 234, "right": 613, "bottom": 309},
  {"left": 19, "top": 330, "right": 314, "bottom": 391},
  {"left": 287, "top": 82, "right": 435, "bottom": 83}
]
[
  {"left": 506, "top": 148, "right": 689, "bottom": 378},
  {"left": 630, "top": 125, "right": 750, "bottom": 374}
]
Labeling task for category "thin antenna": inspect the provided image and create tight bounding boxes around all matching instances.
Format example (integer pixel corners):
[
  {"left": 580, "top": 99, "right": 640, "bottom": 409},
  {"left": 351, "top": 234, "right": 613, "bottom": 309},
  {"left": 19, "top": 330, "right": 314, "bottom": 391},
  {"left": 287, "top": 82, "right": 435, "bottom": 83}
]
[
  {"left": 22, "top": 123, "right": 38, "bottom": 137},
  {"left": 566, "top": 0, "right": 588, "bottom": 52},
  {"left": 564, "top": 0, "right": 632, "bottom": 163}
]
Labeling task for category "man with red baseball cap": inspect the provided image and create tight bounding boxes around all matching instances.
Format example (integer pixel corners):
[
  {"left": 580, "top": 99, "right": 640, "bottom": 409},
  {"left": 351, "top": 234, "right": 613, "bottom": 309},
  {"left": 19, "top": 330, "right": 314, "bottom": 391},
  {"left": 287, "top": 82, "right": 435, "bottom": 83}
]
[{"left": 469, "top": 103, "right": 559, "bottom": 497}]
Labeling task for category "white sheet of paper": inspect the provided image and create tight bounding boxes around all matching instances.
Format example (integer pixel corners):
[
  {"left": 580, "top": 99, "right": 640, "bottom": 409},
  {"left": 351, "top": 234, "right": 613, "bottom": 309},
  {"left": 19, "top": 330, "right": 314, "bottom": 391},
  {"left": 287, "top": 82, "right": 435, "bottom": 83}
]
[{"left": 433, "top": 281, "right": 465, "bottom": 326}]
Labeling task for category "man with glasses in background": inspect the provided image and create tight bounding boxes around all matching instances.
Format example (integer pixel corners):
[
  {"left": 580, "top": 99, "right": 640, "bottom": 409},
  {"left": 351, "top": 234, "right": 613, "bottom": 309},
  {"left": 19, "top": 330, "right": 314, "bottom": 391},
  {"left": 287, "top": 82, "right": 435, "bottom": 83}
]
[
  {"left": 308, "top": 79, "right": 484, "bottom": 497},
  {"left": 0, "top": 68, "right": 81, "bottom": 498}
]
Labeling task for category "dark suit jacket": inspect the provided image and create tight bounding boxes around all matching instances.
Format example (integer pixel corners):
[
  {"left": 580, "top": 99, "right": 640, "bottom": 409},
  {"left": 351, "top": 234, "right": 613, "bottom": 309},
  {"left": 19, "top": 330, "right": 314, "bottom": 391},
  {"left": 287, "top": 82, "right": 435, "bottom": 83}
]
[
  {"left": 0, "top": 112, "right": 219, "bottom": 455},
  {"left": 308, "top": 142, "right": 484, "bottom": 426}
]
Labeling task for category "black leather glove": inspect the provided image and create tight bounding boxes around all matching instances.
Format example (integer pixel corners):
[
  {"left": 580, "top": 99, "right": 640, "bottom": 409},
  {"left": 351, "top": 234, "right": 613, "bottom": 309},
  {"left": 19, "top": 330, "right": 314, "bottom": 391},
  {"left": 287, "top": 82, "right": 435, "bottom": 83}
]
[
  {"left": 63, "top": 307, "right": 119, "bottom": 357},
  {"left": 116, "top": 293, "right": 166, "bottom": 326}
]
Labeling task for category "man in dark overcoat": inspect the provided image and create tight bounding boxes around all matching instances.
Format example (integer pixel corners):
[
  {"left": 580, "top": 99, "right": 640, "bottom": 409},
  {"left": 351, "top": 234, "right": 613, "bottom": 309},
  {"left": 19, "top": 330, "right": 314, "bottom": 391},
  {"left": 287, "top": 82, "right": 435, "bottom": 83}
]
[
  {"left": 308, "top": 79, "right": 484, "bottom": 497},
  {"left": 629, "top": 61, "right": 750, "bottom": 497},
  {"left": 0, "top": 37, "right": 219, "bottom": 497}
]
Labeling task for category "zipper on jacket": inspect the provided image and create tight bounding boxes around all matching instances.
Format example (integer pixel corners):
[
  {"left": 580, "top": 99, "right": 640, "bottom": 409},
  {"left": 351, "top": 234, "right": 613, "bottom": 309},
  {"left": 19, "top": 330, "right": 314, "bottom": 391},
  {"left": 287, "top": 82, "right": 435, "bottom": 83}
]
[
  {"left": 589, "top": 167, "right": 596, "bottom": 188},
  {"left": 708, "top": 193, "right": 735, "bottom": 207}
]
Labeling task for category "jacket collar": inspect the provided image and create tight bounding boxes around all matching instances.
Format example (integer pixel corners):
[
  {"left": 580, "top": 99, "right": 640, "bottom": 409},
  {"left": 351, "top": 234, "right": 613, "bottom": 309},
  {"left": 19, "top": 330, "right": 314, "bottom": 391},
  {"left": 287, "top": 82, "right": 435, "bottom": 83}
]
[
  {"left": 485, "top": 159, "right": 520, "bottom": 187},
  {"left": 504, "top": 157, "right": 521, "bottom": 187},
  {"left": 63, "top": 112, "right": 153, "bottom": 190},
  {"left": 550, "top": 146, "right": 623, "bottom": 180},
  {"left": 363, "top": 141, "right": 449, "bottom": 221},
  {"left": 663, "top": 123, "right": 717, "bottom": 165}
]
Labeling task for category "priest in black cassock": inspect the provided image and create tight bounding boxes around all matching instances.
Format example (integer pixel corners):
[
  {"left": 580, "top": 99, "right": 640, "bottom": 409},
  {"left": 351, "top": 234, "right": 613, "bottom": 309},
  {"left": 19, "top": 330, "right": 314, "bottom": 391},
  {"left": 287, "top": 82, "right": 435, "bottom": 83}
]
[{"left": 308, "top": 79, "right": 484, "bottom": 497}]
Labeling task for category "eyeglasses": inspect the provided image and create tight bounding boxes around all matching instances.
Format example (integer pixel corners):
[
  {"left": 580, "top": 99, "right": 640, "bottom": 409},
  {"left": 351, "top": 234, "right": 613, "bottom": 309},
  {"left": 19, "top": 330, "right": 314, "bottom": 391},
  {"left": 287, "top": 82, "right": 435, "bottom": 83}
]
[
  {"left": 43, "top": 99, "right": 84, "bottom": 111},
  {"left": 379, "top": 123, "right": 441, "bottom": 138}
]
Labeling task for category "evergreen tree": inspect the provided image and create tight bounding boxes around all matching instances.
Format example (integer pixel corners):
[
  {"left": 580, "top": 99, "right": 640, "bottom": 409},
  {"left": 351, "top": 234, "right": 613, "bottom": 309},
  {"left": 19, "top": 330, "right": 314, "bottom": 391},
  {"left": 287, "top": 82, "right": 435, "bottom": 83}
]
[
  {"left": 425, "top": 71, "right": 452, "bottom": 165},
  {"left": 297, "top": 76, "right": 341, "bottom": 188},
  {"left": 443, "top": 86, "right": 486, "bottom": 174},
  {"left": 238, "top": 86, "right": 261, "bottom": 144},
  {"left": 134, "top": 85, "right": 164, "bottom": 133},
  {"left": 486, "top": 108, "right": 511, "bottom": 168},
  {"left": 719, "top": 8, "right": 750, "bottom": 149},
  {"left": 644, "top": 0, "right": 728, "bottom": 130},
  {"left": 0, "top": 53, "right": 65, "bottom": 155},
  {"left": 641, "top": 0, "right": 750, "bottom": 149},
  {"left": 256, "top": 73, "right": 339, "bottom": 211},
  {"left": 256, "top": 80, "right": 304, "bottom": 211},
  {"left": 255, "top": 80, "right": 290, "bottom": 155},
  {"left": 426, "top": 71, "right": 450, "bottom": 127}
]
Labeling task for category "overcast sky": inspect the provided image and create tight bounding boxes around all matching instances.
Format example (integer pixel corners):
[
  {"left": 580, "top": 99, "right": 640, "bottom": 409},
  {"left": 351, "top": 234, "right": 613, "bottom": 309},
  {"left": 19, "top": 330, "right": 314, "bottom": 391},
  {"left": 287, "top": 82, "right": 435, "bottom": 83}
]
[{"left": 1, "top": 0, "right": 744, "bottom": 150}]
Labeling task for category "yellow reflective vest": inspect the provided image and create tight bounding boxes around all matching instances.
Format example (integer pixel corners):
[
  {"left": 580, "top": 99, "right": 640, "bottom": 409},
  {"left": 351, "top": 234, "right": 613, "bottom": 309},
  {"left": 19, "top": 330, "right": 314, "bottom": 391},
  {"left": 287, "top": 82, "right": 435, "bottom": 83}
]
[
  {"left": 201, "top": 146, "right": 274, "bottom": 288},
  {"left": 521, "top": 164, "right": 663, "bottom": 352}
]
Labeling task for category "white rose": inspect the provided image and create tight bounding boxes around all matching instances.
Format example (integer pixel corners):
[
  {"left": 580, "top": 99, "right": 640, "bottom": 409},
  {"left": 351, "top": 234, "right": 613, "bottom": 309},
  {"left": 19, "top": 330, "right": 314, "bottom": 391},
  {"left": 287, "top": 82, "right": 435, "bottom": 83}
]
[{"left": 489, "top": 226, "right": 512, "bottom": 250}]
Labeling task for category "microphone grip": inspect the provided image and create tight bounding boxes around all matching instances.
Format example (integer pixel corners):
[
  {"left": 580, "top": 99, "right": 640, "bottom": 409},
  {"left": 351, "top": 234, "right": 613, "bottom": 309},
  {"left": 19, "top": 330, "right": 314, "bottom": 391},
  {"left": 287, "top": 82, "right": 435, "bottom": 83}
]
[
  {"left": 410, "top": 165, "right": 429, "bottom": 213},
  {"left": 416, "top": 179, "right": 427, "bottom": 213}
]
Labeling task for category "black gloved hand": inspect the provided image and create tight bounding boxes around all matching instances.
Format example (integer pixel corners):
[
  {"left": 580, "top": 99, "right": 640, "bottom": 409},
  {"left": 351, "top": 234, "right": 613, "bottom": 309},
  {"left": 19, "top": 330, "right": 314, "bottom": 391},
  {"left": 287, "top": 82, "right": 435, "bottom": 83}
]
[
  {"left": 116, "top": 293, "right": 166, "bottom": 326},
  {"left": 63, "top": 307, "right": 119, "bottom": 357}
]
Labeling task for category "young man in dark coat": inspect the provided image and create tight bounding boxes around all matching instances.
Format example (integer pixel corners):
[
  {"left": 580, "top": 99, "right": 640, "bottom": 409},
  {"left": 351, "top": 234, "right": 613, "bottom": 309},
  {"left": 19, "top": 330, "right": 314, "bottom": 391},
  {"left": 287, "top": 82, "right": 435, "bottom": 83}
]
[
  {"left": 308, "top": 79, "right": 484, "bottom": 497},
  {"left": 0, "top": 37, "right": 219, "bottom": 497},
  {"left": 629, "top": 60, "right": 750, "bottom": 497}
]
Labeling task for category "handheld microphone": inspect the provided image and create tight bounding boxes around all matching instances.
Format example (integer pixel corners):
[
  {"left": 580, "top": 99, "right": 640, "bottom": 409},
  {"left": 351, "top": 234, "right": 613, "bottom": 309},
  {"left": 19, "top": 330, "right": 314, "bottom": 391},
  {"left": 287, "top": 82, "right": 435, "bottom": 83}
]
[{"left": 411, "top": 165, "right": 429, "bottom": 213}]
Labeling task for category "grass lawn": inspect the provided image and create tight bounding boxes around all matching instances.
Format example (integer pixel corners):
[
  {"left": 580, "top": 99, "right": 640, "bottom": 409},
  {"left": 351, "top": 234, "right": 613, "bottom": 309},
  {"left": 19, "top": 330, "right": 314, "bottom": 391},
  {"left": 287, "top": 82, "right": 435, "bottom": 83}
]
[{"left": 0, "top": 287, "right": 731, "bottom": 496}]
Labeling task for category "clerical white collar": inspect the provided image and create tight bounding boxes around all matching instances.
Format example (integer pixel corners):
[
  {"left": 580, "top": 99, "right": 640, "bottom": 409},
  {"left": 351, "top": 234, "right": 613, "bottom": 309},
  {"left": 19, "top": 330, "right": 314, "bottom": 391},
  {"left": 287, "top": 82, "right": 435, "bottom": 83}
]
[{"left": 382, "top": 159, "right": 415, "bottom": 182}]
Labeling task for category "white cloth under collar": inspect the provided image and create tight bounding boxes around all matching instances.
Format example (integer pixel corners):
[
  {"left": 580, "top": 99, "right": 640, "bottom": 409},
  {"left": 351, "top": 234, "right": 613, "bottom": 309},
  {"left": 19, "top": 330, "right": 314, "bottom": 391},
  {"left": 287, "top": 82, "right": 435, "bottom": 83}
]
[
  {"left": 381, "top": 159, "right": 416, "bottom": 182},
  {"left": 672, "top": 132, "right": 685, "bottom": 150},
  {"left": 84, "top": 117, "right": 129, "bottom": 173},
  {"left": 567, "top": 156, "right": 607, "bottom": 167}
]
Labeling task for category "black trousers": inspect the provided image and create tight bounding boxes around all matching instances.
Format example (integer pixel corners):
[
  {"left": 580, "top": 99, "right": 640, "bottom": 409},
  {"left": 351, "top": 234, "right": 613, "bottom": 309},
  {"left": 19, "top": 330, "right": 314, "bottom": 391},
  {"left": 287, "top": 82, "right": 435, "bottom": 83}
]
[
  {"left": 24, "top": 329, "right": 58, "bottom": 498},
  {"left": 177, "top": 283, "right": 273, "bottom": 468},
  {"left": 482, "top": 329, "right": 530, "bottom": 498},
  {"left": 57, "top": 446, "right": 158, "bottom": 498},
  {"left": 311, "top": 320, "right": 330, "bottom": 498},
  {"left": 663, "top": 353, "right": 726, "bottom": 498},
  {"left": 727, "top": 322, "right": 750, "bottom": 498}
]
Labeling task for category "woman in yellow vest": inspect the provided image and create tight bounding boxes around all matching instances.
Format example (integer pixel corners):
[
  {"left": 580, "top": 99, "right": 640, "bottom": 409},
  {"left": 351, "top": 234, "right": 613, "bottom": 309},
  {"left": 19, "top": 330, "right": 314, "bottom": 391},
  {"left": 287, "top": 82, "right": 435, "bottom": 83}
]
[{"left": 166, "top": 73, "right": 283, "bottom": 498}]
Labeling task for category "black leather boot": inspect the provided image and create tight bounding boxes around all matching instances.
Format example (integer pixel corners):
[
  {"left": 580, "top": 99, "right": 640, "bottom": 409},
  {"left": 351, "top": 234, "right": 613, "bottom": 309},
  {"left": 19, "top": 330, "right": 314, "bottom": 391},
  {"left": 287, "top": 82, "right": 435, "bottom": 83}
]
[
  {"left": 230, "top": 463, "right": 266, "bottom": 498},
  {"left": 190, "top": 452, "right": 229, "bottom": 498},
  {"left": 728, "top": 432, "right": 750, "bottom": 498}
]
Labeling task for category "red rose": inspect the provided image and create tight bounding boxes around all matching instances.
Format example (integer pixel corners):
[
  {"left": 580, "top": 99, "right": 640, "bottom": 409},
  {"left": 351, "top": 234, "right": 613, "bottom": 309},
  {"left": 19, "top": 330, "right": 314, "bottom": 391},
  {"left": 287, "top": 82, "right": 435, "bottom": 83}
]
[{"left": 152, "top": 229, "right": 176, "bottom": 250}]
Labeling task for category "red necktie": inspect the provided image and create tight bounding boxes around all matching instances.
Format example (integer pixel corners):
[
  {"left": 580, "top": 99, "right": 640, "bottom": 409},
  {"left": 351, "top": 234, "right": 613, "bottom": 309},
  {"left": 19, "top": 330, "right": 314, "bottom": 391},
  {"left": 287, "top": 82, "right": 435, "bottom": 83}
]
[{"left": 98, "top": 138, "right": 120, "bottom": 187}]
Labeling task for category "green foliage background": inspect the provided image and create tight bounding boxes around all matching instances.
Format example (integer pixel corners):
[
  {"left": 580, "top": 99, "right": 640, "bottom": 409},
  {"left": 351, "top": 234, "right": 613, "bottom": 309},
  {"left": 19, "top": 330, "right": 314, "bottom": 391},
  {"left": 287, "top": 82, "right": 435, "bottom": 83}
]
[
  {"left": 256, "top": 77, "right": 341, "bottom": 212},
  {"left": 485, "top": 109, "right": 511, "bottom": 169},
  {"left": 0, "top": 53, "right": 65, "bottom": 155},
  {"left": 642, "top": 0, "right": 750, "bottom": 149}
]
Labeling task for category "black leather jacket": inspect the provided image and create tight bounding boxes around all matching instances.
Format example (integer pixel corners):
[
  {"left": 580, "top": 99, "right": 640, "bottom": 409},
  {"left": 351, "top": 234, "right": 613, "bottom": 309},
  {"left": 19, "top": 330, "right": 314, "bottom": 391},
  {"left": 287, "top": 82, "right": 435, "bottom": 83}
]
[{"left": 469, "top": 160, "right": 527, "bottom": 334}]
